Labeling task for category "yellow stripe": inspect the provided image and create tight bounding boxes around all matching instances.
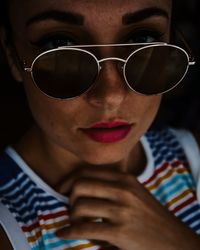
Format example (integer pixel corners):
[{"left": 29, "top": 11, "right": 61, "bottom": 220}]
[
  {"left": 63, "top": 242, "right": 96, "bottom": 250},
  {"left": 27, "top": 219, "right": 69, "bottom": 243},
  {"left": 147, "top": 167, "right": 188, "bottom": 191},
  {"left": 166, "top": 189, "right": 193, "bottom": 208},
  {"left": 27, "top": 230, "right": 42, "bottom": 244}
]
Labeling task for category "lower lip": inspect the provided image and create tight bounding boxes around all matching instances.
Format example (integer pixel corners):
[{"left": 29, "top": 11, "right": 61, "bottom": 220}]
[{"left": 81, "top": 125, "right": 132, "bottom": 143}]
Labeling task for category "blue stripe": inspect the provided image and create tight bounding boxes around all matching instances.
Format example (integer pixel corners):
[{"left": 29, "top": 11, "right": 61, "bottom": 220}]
[
  {"left": 8, "top": 187, "right": 58, "bottom": 209},
  {"left": 155, "top": 155, "right": 164, "bottom": 166},
  {"left": 191, "top": 222, "right": 200, "bottom": 233},
  {"left": 151, "top": 176, "right": 192, "bottom": 204},
  {"left": 0, "top": 152, "right": 21, "bottom": 184},
  {"left": 0, "top": 173, "right": 27, "bottom": 194},
  {"left": 5, "top": 201, "right": 67, "bottom": 224},
  {"left": 185, "top": 213, "right": 200, "bottom": 226},
  {"left": 2, "top": 179, "right": 37, "bottom": 200},
  {"left": 178, "top": 204, "right": 200, "bottom": 220},
  {"left": 31, "top": 235, "right": 81, "bottom": 250}
]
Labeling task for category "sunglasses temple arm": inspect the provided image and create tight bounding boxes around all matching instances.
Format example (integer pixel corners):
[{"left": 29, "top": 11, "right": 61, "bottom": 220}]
[
  {"left": 24, "top": 67, "right": 32, "bottom": 72},
  {"left": 189, "top": 61, "right": 196, "bottom": 66}
]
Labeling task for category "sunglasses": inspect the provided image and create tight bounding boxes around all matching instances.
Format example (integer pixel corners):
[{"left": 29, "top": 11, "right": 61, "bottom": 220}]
[{"left": 24, "top": 42, "right": 195, "bottom": 100}]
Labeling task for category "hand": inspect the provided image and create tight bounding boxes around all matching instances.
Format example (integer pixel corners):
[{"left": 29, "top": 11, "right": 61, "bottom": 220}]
[{"left": 56, "top": 166, "right": 200, "bottom": 250}]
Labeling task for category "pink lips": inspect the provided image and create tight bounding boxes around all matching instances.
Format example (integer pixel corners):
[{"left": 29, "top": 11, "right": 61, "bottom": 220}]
[{"left": 81, "top": 121, "right": 132, "bottom": 143}]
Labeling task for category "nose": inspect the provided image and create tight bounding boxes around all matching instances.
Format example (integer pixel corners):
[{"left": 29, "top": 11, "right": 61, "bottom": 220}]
[{"left": 85, "top": 60, "right": 129, "bottom": 110}]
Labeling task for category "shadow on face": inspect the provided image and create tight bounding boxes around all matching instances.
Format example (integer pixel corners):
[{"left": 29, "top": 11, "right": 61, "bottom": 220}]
[{"left": 0, "top": 1, "right": 198, "bottom": 148}]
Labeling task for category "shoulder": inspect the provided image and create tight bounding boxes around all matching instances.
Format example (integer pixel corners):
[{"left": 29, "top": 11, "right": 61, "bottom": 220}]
[
  {"left": 146, "top": 127, "right": 200, "bottom": 180},
  {"left": 170, "top": 128, "right": 200, "bottom": 163},
  {"left": 147, "top": 127, "right": 199, "bottom": 156},
  {"left": 0, "top": 148, "right": 22, "bottom": 191},
  {"left": 145, "top": 127, "right": 194, "bottom": 157},
  {"left": 168, "top": 128, "right": 200, "bottom": 185},
  {"left": 170, "top": 128, "right": 199, "bottom": 153},
  {"left": 145, "top": 127, "right": 200, "bottom": 204}
]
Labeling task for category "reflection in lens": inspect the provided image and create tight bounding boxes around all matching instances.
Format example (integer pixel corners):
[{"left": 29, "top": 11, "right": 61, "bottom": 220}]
[
  {"left": 32, "top": 49, "right": 98, "bottom": 99},
  {"left": 125, "top": 45, "right": 189, "bottom": 95}
]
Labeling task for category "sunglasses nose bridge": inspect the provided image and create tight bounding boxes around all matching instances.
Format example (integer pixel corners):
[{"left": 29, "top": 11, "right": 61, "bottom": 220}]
[
  {"left": 98, "top": 57, "right": 126, "bottom": 74},
  {"left": 98, "top": 57, "right": 125, "bottom": 65},
  {"left": 87, "top": 57, "right": 129, "bottom": 108}
]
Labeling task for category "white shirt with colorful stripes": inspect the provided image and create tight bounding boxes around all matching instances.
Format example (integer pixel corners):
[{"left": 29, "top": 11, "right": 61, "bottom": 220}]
[{"left": 0, "top": 128, "right": 200, "bottom": 250}]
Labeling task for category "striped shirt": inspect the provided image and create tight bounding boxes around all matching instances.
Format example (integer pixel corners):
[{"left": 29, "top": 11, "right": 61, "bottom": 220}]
[{"left": 0, "top": 128, "right": 200, "bottom": 250}]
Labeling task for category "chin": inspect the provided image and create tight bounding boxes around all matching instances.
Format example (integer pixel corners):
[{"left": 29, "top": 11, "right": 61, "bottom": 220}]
[
  {"left": 85, "top": 158, "right": 121, "bottom": 166},
  {"left": 79, "top": 146, "right": 128, "bottom": 166}
]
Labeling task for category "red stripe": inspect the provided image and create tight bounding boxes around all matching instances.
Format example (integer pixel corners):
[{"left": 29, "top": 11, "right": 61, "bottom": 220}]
[
  {"left": 171, "top": 161, "right": 188, "bottom": 168},
  {"left": 171, "top": 196, "right": 196, "bottom": 214},
  {"left": 143, "top": 160, "right": 187, "bottom": 185},
  {"left": 143, "top": 162, "right": 169, "bottom": 185},
  {"left": 38, "top": 210, "right": 68, "bottom": 221},
  {"left": 22, "top": 221, "right": 39, "bottom": 232},
  {"left": 22, "top": 209, "right": 68, "bottom": 232}
]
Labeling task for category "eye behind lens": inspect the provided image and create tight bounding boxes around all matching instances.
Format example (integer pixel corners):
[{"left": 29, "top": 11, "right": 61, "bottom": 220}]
[
  {"left": 124, "top": 44, "right": 189, "bottom": 95},
  {"left": 31, "top": 48, "right": 99, "bottom": 99}
]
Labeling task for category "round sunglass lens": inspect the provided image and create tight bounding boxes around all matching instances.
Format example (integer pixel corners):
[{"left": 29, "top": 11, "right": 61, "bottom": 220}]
[
  {"left": 32, "top": 49, "right": 98, "bottom": 99},
  {"left": 125, "top": 45, "right": 189, "bottom": 95}
]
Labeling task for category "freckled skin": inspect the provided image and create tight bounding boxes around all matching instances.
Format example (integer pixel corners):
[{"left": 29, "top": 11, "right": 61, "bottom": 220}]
[
  {"left": 1, "top": 1, "right": 200, "bottom": 249},
  {"left": 8, "top": 0, "right": 168, "bottom": 174}
]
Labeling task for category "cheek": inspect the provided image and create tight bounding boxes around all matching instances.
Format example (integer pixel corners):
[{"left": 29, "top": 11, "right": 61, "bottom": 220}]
[
  {"left": 23, "top": 79, "right": 81, "bottom": 137},
  {"left": 142, "top": 96, "right": 161, "bottom": 120},
  {"left": 130, "top": 94, "right": 161, "bottom": 130},
  {"left": 143, "top": 96, "right": 161, "bottom": 125}
]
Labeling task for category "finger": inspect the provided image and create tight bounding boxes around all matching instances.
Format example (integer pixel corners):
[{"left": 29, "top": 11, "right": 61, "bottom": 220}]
[
  {"left": 57, "top": 166, "right": 122, "bottom": 194},
  {"left": 58, "top": 166, "right": 137, "bottom": 195},
  {"left": 70, "top": 197, "right": 121, "bottom": 223},
  {"left": 69, "top": 177, "right": 135, "bottom": 206},
  {"left": 56, "top": 221, "right": 116, "bottom": 244}
]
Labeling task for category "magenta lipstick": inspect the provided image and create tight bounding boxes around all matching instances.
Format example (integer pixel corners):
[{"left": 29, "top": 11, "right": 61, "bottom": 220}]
[{"left": 81, "top": 121, "right": 132, "bottom": 143}]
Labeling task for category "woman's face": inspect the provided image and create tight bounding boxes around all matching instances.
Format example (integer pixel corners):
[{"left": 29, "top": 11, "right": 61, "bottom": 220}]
[{"left": 6, "top": 0, "right": 171, "bottom": 165}]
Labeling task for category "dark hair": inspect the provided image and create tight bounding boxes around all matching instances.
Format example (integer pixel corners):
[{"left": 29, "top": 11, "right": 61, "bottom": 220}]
[{"left": 0, "top": 1, "right": 10, "bottom": 27}]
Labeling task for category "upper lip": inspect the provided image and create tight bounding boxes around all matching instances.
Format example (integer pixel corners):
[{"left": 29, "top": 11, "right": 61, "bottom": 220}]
[{"left": 88, "top": 121, "right": 131, "bottom": 129}]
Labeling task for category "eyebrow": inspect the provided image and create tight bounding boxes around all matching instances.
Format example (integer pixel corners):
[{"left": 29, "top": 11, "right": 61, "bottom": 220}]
[
  {"left": 26, "top": 10, "right": 84, "bottom": 27},
  {"left": 122, "top": 7, "right": 169, "bottom": 25}
]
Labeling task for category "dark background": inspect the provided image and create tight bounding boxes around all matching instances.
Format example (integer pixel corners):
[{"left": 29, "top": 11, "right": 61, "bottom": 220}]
[
  {"left": 155, "top": 0, "right": 200, "bottom": 131},
  {"left": 0, "top": 0, "right": 200, "bottom": 150}
]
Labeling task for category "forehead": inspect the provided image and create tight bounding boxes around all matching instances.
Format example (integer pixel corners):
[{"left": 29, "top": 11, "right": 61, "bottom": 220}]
[
  {"left": 8, "top": 0, "right": 172, "bottom": 42},
  {"left": 10, "top": 0, "right": 172, "bottom": 17}
]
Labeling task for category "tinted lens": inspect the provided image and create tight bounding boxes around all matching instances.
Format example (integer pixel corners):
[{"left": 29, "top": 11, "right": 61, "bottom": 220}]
[
  {"left": 32, "top": 49, "right": 98, "bottom": 99},
  {"left": 125, "top": 45, "right": 189, "bottom": 95}
]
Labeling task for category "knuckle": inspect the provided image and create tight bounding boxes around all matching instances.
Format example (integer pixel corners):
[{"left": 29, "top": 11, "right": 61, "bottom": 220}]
[
  {"left": 118, "top": 188, "right": 134, "bottom": 202},
  {"left": 119, "top": 207, "right": 132, "bottom": 220},
  {"left": 107, "top": 206, "right": 118, "bottom": 218},
  {"left": 72, "top": 177, "right": 90, "bottom": 193},
  {"left": 71, "top": 200, "right": 83, "bottom": 214}
]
